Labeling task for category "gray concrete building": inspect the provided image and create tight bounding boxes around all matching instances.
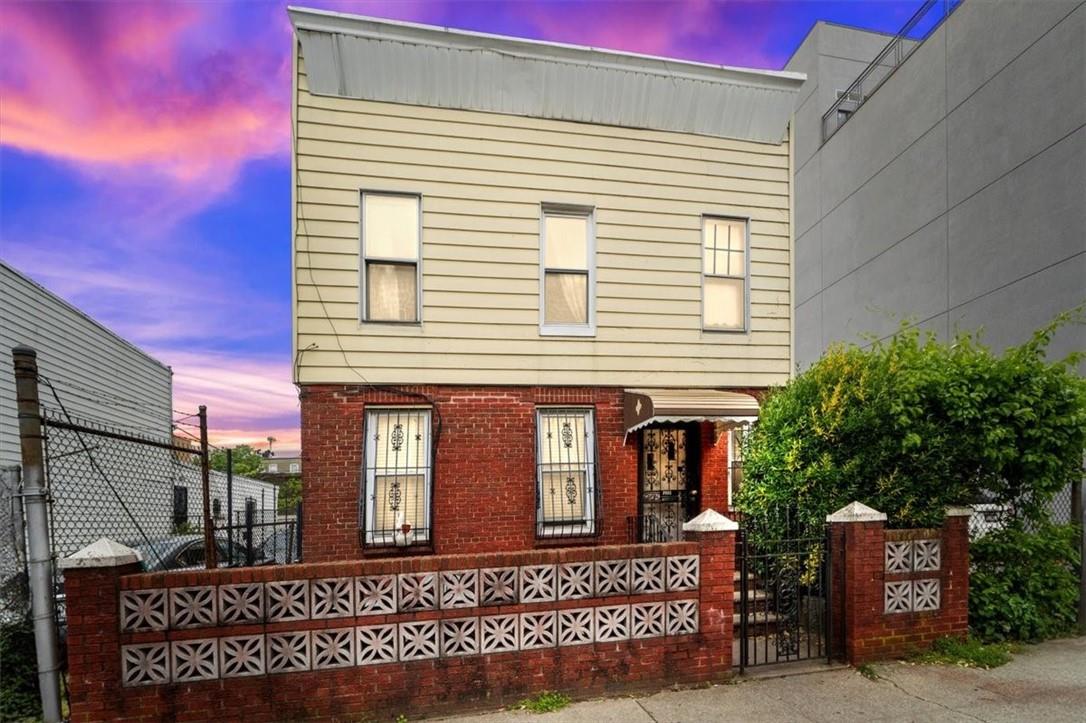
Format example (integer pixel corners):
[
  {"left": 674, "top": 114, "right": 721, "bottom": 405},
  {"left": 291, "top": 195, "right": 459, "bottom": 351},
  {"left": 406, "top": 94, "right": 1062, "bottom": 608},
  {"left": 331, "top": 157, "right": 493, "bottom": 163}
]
[{"left": 786, "top": 0, "right": 1085, "bottom": 369}]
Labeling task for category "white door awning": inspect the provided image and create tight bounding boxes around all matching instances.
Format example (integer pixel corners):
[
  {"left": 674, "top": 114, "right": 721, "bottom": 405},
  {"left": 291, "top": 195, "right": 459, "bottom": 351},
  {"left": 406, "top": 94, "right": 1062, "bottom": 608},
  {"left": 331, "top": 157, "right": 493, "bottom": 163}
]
[{"left": 623, "top": 388, "right": 759, "bottom": 434}]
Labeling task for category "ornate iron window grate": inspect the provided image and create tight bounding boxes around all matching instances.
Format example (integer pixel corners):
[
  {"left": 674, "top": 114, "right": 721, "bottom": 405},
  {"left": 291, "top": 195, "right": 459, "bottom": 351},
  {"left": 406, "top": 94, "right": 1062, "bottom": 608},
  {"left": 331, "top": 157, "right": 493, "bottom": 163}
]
[
  {"left": 360, "top": 408, "right": 433, "bottom": 547},
  {"left": 535, "top": 408, "right": 600, "bottom": 539}
]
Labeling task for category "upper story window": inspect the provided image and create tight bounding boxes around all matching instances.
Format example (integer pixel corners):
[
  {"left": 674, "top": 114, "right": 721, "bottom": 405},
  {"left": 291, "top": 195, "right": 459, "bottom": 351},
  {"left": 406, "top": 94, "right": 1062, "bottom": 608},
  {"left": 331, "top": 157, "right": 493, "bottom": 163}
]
[
  {"left": 361, "top": 192, "right": 421, "bottom": 323},
  {"left": 540, "top": 205, "right": 595, "bottom": 336},
  {"left": 361, "top": 407, "right": 432, "bottom": 547},
  {"left": 267, "top": 463, "right": 278, "bottom": 473},
  {"left": 702, "top": 217, "right": 748, "bottom": 331},
  {"left": 535, "top": 408, "right": 598, "bottom": 538},
  {"left": 289, "top": 463, "right": 300, "bottom": 474}
]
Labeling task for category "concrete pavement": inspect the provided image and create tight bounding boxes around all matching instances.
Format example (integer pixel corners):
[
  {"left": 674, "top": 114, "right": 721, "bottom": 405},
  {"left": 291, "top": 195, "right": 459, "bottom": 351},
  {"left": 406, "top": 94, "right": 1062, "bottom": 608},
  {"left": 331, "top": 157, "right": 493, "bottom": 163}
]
[{"left": 435, "top": 637, "right": 1086, "bottom": 722}]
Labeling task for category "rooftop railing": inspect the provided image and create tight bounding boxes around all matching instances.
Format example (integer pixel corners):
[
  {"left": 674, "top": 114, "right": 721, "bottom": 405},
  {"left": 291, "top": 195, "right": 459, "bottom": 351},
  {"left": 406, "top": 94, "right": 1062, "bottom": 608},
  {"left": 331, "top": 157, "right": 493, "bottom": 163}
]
[{"left": 821, "top": 0, "right": 963, "bottom": 143}]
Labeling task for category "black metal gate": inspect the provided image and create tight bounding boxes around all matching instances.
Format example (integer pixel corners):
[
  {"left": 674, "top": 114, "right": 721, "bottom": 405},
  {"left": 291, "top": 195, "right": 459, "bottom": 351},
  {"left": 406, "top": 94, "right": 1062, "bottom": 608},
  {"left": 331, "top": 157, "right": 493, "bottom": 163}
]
[{"left": 737, "top": 525, "right": 832, "bottom": 671}]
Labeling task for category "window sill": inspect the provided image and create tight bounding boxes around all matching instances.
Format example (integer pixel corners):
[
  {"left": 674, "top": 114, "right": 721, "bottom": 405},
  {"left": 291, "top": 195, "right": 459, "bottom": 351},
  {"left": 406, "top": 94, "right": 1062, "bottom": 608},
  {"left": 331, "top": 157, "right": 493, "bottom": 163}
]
[
  {"left": 358, "top": 543, "right": 435, "bottom": 558},
  {"left": 539, "top": 325, "right": 596, "bottom": 337},
  {"left": 534, "top": 535, "right": 600, "bottom": 548}
]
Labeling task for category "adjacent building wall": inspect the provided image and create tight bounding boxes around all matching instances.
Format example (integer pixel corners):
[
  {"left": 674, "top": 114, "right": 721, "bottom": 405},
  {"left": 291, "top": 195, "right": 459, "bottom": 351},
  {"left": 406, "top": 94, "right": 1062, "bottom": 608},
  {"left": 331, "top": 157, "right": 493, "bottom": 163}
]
[
  {"left": 293, "top": 48, "right": 796, "bottom": 389},
  {"left": 787, "top": 3, "right": 1086, "bottom": 369},
  {"left": 0, "top": 261, "right": 173, "bottom": 467}
]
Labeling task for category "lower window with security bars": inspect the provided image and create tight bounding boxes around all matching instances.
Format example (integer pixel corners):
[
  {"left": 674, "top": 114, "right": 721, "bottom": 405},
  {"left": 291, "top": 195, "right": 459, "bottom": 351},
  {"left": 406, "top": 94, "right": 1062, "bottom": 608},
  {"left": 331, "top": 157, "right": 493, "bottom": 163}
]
[{"left": 535, "top": 407, "right": 600, "bottom": 539}]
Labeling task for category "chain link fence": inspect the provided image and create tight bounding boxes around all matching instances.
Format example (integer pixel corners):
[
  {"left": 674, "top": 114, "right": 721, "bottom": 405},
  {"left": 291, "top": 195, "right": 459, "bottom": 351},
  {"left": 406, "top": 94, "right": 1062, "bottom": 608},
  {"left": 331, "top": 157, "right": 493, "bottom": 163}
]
[{"left": 39, "top": 407, "right": 295, "bottom": 571}]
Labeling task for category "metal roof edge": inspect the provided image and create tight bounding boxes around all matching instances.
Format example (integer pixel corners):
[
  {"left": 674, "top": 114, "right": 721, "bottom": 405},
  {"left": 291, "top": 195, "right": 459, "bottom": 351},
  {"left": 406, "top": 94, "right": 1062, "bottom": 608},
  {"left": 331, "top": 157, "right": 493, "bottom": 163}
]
[
  {"left": 287, "top": 6, "right": 806, "bottom": 92},
  {"left": 0, "top": 259, "right": 171, "bottom": 373}
]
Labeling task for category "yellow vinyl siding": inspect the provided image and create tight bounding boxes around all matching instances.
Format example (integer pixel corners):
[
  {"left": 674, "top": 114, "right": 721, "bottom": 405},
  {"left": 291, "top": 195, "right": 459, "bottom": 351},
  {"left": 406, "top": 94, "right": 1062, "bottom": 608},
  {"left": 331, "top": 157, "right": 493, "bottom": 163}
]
[{"left": 294, "top": 50, "right": 794, "bottom": 387}]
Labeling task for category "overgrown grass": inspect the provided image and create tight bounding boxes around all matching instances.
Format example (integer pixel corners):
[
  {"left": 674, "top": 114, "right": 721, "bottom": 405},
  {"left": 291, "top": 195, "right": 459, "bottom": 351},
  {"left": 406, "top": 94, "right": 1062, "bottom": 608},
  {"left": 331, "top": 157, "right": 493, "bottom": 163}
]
[
  {"left": 910, "top": 636, "right": 1015, "bottom": 669},
  {"left": 515, "top": 691, "right": 571, "bottom": 714}
]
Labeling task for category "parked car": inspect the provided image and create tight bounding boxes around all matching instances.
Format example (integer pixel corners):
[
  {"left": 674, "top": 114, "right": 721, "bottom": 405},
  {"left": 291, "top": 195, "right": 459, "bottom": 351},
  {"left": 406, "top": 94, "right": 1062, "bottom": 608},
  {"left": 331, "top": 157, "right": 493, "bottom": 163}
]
[
  {"left": 132, "top": 534, "right": 252, "bottom": 572},
  {"left": 258, "top": 528, "right": 300, "bottom": 565}
]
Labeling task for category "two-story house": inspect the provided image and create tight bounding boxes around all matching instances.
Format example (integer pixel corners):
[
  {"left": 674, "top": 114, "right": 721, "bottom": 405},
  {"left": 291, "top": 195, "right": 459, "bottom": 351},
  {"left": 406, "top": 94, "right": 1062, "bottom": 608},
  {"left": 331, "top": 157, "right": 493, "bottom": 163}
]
[{"left": 289, "top": 7, "right": 804, "bottom": 562}]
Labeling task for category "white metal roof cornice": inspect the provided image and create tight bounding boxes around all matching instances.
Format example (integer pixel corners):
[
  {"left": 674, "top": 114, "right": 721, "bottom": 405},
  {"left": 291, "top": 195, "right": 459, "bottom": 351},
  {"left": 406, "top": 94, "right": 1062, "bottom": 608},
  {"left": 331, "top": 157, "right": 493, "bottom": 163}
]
[{"left": 288, "top": 6, "right": 806, "bottom": 144}]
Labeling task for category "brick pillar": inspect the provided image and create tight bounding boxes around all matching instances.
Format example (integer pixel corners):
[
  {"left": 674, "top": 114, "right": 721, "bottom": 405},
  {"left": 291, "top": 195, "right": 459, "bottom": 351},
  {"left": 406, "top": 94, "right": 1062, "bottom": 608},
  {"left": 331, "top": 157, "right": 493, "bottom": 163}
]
[
  {"left": 59, "top": 539, "right": 142, "bottom": 723},
  {"left": 829, "top": 503, "right": 972, "bottom": 665},
  {"left": 684, "top": 509, "right": 738, "bottom": 676},
  {"left": 941, "top": 507, "right": 971, "bottom": 635},
  {"left": 826, "top": 502, "right": 888, "bottom": 665}
]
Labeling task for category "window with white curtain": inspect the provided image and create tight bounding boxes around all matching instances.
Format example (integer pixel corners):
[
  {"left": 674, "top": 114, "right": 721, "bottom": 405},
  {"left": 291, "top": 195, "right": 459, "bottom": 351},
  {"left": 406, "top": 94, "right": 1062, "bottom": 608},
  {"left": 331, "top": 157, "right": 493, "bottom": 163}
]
[
  {"left": 362, "top": 408, "right": 432, "bottom": 546},
  {"left": 702, "top": 217, "right": 748, "bottom": 331},
  {"left": 540, "top": 205, "right": 595, "bottom": 335},
  {"left": 535, "top": 408, "right": 598, "bottom": 537},
  {"left": 361, "top": 192, "right": 420, "bottom": 323}
]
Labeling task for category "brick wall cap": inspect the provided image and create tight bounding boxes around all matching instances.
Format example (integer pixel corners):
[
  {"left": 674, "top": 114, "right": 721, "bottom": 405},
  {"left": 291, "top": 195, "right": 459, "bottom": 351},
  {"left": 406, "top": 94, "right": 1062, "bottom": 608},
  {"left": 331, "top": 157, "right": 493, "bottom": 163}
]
[
  {"left": 826, "top": 502, "right": 886, "bottom": 523},
  {"left": 682, "top": 509, "right": 738, "bottom": 532},
  {"left": 945, "top": 505, "right": 973, "bottom": 517},
  {"left": 58, "top": 537, "right": 141, "bottom": 570}
]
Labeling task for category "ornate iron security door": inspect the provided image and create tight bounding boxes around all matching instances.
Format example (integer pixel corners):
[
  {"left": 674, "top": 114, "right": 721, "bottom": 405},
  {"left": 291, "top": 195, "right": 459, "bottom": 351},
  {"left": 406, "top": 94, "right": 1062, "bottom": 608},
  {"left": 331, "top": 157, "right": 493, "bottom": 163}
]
[{"left": 637, "top": 426, "right": 699, "bottom": 542}]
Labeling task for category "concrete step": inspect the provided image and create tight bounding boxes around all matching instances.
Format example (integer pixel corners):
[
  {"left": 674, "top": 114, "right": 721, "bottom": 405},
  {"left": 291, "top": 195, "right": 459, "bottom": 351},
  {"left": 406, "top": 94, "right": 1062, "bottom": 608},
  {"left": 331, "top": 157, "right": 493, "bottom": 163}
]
[
  {"left": 734, "top": 589, "right": 771, "bottom": 602},
  {"left": 733, "top": 611, "right": 781, "bottom": 627}
]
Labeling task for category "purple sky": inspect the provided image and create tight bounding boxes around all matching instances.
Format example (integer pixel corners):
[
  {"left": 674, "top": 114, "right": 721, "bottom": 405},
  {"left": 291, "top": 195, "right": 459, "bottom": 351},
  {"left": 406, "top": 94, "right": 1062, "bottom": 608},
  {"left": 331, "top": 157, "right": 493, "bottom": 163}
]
[{"left": 0, "top": 0, "right": 919, "bottom": 451}]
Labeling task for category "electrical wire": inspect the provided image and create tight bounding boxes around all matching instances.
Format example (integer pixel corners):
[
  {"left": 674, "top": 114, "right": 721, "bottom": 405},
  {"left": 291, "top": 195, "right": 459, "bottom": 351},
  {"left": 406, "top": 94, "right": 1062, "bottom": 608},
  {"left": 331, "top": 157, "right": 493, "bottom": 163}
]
[
  {"left": 37, "top": 375, "right": 169, "bottom": 570},
  {"left": 291, "top": 116, "right": 444, "bottom": 543}
]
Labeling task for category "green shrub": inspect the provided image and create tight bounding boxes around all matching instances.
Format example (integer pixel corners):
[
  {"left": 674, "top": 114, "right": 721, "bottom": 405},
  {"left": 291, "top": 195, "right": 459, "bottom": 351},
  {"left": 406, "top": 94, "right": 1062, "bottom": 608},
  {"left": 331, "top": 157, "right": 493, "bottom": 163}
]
[
  {"left": 0, "top": 615, "right": 40, "bottom": 720},
  {"left": 736, "top": 315, "right": 1086, "bottom": 534},
  {"left": 969, "top": 521, "right": 1080, "bottom": 642}
]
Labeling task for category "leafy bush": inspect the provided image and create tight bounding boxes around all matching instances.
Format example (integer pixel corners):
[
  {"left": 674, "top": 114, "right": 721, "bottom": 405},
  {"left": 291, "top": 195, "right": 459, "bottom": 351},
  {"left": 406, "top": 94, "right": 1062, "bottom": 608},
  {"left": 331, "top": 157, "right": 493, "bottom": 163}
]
[
  {"left": 969, "top": 521, "right": 1080, "bottom": 642},
  {"left": 736, "top": 315, "right": 1086, "bottom": 533},
  {"left": 0, "top": 615, "right": 40, "bottom": 720}
]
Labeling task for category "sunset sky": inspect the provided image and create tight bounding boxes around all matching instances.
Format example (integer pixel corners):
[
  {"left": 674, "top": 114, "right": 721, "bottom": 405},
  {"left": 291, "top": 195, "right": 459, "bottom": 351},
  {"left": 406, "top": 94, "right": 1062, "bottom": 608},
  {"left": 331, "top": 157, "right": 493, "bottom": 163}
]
[{"left": 0, "top": 0, "right": 919, "bottom": 452}]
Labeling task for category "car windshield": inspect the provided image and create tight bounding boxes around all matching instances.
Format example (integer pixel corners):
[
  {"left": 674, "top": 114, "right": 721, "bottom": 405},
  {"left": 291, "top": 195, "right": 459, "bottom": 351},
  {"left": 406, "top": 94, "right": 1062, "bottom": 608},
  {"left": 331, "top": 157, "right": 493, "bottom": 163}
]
[{"left": 133, "top": 538, "right": 185, "bottom": 566}]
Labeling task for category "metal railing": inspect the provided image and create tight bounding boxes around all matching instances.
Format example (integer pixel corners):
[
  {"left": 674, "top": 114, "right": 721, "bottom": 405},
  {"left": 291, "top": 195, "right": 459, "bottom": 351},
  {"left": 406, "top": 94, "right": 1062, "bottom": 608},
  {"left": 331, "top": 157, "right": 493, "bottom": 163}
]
[{"left": 822, "top": 0, "right": 962, "bottom": 143}]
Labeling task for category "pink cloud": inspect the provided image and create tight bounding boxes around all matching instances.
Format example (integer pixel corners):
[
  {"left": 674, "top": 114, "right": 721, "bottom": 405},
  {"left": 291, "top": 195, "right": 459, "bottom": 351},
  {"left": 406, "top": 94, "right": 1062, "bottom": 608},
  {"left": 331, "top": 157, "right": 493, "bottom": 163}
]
[
  {"left": 0, "top": 2, "right": 288, "bottom": 193},
  {"left": 163, "top": 350, "right": 300, "bottom": 450}
]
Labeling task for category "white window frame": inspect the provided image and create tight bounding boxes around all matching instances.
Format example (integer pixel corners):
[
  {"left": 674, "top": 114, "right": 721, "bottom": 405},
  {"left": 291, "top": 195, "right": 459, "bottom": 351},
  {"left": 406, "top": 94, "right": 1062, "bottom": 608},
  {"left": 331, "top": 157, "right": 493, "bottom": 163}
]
[
  {"left": 701, "top": 215, "right": 751, "bottom": 333},
  {"left": 359, "top": 190, "right": 423, "bottom": 325},
  {"left": 534, "top": 407, "right": 598, "bottom": 537},
  {"left": 289, "top": 463, "right": 300, "bottom": 474},
  {"left": 539, "top": 204, "right": 596, "bottom": 336},
  {"left": 725, "top": 423, "right": 751, "bottom": 505},
  {"left": 362, "top": 406, "right": 433, "bottom": 546}
]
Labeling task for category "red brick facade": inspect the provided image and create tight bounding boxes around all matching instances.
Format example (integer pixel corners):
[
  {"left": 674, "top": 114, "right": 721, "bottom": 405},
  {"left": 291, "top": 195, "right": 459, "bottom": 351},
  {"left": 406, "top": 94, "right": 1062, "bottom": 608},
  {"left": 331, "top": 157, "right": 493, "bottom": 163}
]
[
  {"left": 64, "top": 536, "right": 735, "bottom": 722},
  {"left": 300, "top": 384, "right": 740, "bottom": 562},
  {"left": 829, "top": 513, "right": 970, "bottom": 664}
]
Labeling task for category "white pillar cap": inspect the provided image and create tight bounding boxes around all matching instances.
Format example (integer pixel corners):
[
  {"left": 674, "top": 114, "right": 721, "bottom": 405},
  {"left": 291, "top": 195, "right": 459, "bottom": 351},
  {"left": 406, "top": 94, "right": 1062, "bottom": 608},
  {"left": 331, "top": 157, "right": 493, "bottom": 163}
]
[
  {"left": 682, "top": 508, "right": 739, "bottom": 532},
  {"left": 945, "top": 505, "right": 974, "bottom": 517},
  {"left": 826, "top": 501, "right": 887, "bottom": 523},
  {"left": 58, "top": 537, "right": 142, "bottom": 570}
]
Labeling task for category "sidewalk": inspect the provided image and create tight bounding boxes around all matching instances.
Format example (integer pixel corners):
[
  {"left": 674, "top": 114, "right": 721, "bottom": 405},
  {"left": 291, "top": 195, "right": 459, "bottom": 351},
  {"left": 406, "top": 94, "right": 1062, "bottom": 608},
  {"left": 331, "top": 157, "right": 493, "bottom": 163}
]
[{"left": 436, "top": 637, "right": 1086, "bottom": 723}]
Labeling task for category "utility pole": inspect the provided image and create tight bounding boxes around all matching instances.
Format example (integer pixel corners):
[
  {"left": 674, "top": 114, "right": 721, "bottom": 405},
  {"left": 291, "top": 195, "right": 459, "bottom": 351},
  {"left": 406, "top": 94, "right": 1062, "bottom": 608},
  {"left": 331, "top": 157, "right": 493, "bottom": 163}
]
[
  {"left": 198, "top": 405, "right": 216, "bottom": 568},
  {"left": 12, "top": 347, "right": 62, "bottom": 723}
]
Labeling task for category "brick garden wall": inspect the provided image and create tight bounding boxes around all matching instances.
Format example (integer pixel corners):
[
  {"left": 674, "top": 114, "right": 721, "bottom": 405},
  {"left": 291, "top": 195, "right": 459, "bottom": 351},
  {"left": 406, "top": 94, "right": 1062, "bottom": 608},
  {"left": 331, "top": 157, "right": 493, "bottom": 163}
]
[
  {"left": 64, "top": 534, "right": 735, "bottom": 722},
  {"left": 300, "top": 385, "right": 749, "bottom": 562},
  {"left": 829, "top": 512, "right": 970, "bottom": 664}
]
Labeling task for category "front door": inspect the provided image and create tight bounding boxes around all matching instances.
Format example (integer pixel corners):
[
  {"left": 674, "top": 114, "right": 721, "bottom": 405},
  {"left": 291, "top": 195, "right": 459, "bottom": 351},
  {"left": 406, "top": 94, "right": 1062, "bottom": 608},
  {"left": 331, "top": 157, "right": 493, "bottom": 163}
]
[{"left": 638, "top": 426, "right": 700, "bottom": 542}]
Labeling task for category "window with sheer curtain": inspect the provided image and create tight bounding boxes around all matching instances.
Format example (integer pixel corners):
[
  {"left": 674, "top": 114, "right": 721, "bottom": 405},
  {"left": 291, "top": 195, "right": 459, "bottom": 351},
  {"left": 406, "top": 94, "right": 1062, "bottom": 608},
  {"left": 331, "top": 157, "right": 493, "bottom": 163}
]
[
  {"left": 361, "top": 408, "right": 432, "bottom": 546},
  {"left": 702, "top": 217, "right": 748, "bottom": 331},
  {"left": 540, "top": 206, "right": 594, "bottom": 335},
  {"left": 361, "top": 192, "right": 420, "bottom": 322},
  {"left": 535, "top": 408, "right": 598, "bottom": 537}
]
